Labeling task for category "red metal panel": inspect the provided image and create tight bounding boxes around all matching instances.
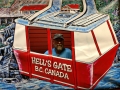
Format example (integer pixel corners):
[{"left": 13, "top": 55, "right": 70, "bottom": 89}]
[
  {"left": 30, "top": 38, "right": 48, "bottom": 42},
  {"left": 91, "top": 30, "right": 102, "bottom": 56},
  {"left": 52, "top": 57, "right": 75, "bottom": 88},
  {"left": 29, "top": 27, "right": 48, "bottom": 54},
  {"left": 28, "top": 27, "right": 47, "bottom": 34},
  {"left": 47, "top": 28, "right": 54, "bottom": 83},
  {"left": 71, "top": 32, "right": 77, "bottom": 89},
  {"left": 30, "top": 53, "right": 51, "bottom": 81},
  {"left": 26, "top": 26, "right": 30, "bottom": 51},
  {"left": 47, "top": 28, "right": 52, "bottom": 55},
  {"left": 29, "top": 53, "right": 76, "bottom": 87},
  {"left": 13, "top": 50, "right": 30, "bottom": 76},
  {"left": 29, "top": 34, "right": 48, "bottom": 38},
  {"left": 76, "top": 62, "right": 92, "bottom": 88},
  {"left": 25, "top": 26, "right": 32, "bottom": 77},
  {"left": 93, "top": 44, "right": 119, "bottom": 86},
  {"left": 76, "top": 44, "right": 119, "bottom": 89}
]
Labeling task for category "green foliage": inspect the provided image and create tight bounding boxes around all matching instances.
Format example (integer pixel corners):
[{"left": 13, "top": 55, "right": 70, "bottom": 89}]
[
  {"left": 62, "top": 0, "right": 120, "bottom": 31},
  {"left": 0, "top": 25, "right": 7, "bottom": 29},
  {"left": 0, "top": 42, "right": 5, "bottom": 48},
  {"left": 0, "top": 0, "right": 14, "bottom": 8},
  {"left": 95, "top": 0, "right": 120, "bottom": 31},
  {"left": 95, "top": 0, "right": 112, "bottom": 10}
]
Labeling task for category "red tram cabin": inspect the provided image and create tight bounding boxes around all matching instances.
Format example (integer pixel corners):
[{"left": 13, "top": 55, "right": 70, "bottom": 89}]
[{"left": 13, "top": 0, "right": 119, "bottom": 89}]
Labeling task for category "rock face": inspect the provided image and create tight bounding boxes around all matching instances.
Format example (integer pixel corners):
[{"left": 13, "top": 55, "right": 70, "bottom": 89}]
[
  {"left": 115, "top": 30, "right": 120, "bottom": 62},
  {"left": 0, "top": 23, "right": 22, "bottom": 80}
]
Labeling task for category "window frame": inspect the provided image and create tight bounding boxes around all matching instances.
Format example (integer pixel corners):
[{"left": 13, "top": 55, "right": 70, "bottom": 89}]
[{"left": 29, "top": 28, "right": 73, "bottom": 60}]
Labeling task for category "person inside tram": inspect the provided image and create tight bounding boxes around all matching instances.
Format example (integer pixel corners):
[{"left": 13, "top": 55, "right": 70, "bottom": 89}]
[{"left": 44, "top": 34, "right": 72, "bottom": 59}]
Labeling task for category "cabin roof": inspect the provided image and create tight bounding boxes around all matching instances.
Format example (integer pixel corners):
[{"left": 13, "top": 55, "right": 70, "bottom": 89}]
[
  {"left": 15, "top": 0, "right": 109, "bottom": 33},
  {"left": 20, "top": 4, "right": 47, "bottom": 11}
]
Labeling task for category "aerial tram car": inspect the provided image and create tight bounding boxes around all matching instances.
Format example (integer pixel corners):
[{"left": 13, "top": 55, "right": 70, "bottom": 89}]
[{"left": 13, "top": 0, "right": 119, "bottom": 89}]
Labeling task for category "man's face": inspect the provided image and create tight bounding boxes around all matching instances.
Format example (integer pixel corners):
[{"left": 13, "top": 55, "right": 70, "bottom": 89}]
[{"left": 53, "top": 38, "right": 64, "bottom": 51}]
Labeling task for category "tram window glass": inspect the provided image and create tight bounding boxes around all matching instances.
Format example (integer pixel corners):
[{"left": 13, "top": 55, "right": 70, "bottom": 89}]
[
  {"left": 62, "top": 0, "right": 83, "bottom": 12},
  {"left": 29, "top": 27, "right": 48, "bottom": 54},
  {"left": 51, "top": 30, "right": 72, "bottom": 59}
]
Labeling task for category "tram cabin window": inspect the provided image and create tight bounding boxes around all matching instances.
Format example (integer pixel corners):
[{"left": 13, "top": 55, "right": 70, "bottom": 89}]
[
  {"left": 29, "top": 27, "right": 72, "bottom": 59},
  {"left": 29, "top": 27, "right": 48, "bottom": 54},
  {"left": 50, "top": 30, "right": 72, "bottom": 59}
]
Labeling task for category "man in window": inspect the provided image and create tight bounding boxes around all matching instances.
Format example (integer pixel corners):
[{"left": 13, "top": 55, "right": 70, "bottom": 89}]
[{"left": 44, "top": 34, "right": 72, "bottom": 59}]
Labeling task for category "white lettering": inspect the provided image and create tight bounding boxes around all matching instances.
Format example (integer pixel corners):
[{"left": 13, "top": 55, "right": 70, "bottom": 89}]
[
  {"left": 53, "top": 62, "right": 57, "bottom": 69},
  {"left": 56, "top": 71, "right": 59, "bottom": 77},
  {"left": 51, "top": 69, "right": 56, "bottom": 75},
  {"left": 32, "top": 57, "right": 36, "bottom": 64},
  {"left": 47, "top": 60, "right": 51, "bottom": 67},
  {"left": 35, "top": 66, "right": 38, "bottom": 71},
  {"left": 32, "top": 57, "right": 72, "bottom": 80},
  {"left": 36, "top": 58, "right": 40, "bottom": 64},
  {"left": 41, "top": 59, "right": 46, "bottom": 66},
  {"left": 57, "top": 63, "right": 63, "bottom": 70},
  {"left": 44, "top": 68, "right": 69, "bottom": 80},
  {"left": 45, "top": 68, "right": 48, "bottom": 74},
  {"left": 53, "top": 62, "right": 72, "bottom": 72},
  {"left": 64, "top": 73, "right": 69, "bottom": 79},
  {"left": 62, "top": 64, "right": 67, "bottom": 71},
  {"left": 48, "top": 69, "right": 51, "bottom": 74},
  {"left": 59, "top": 72, "right": 64, "bottom": 78},
  {"left": 35, "top": 66, "right": 43, "bottom": 72},
  {"left": 31, "top": 57, "right": 47, "bottom": 66},
  {"left": 66, "top": 65, "right": 72, "bottom": 72}
]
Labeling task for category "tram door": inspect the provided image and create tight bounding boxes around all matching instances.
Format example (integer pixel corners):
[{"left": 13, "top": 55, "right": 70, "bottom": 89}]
[
  {"left": 50, "top": 30, "right": 75, "bottom": 87},
  {"left": 28, "top": 27, "right": 76, "bottom": 87}
]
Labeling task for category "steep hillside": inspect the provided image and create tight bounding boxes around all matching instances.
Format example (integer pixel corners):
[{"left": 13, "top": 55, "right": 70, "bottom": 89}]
[
  {"left": 100, "top": 0, "right": 120, "bottom": 31},
  {"left": 0, "top": 0, "right": 14, "bottom": 8}
]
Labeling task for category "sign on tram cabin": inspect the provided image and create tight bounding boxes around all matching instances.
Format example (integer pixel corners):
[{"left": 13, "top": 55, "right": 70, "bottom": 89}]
[{"left": 13, "top": 0, "right": 119, "bottom": 89}]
